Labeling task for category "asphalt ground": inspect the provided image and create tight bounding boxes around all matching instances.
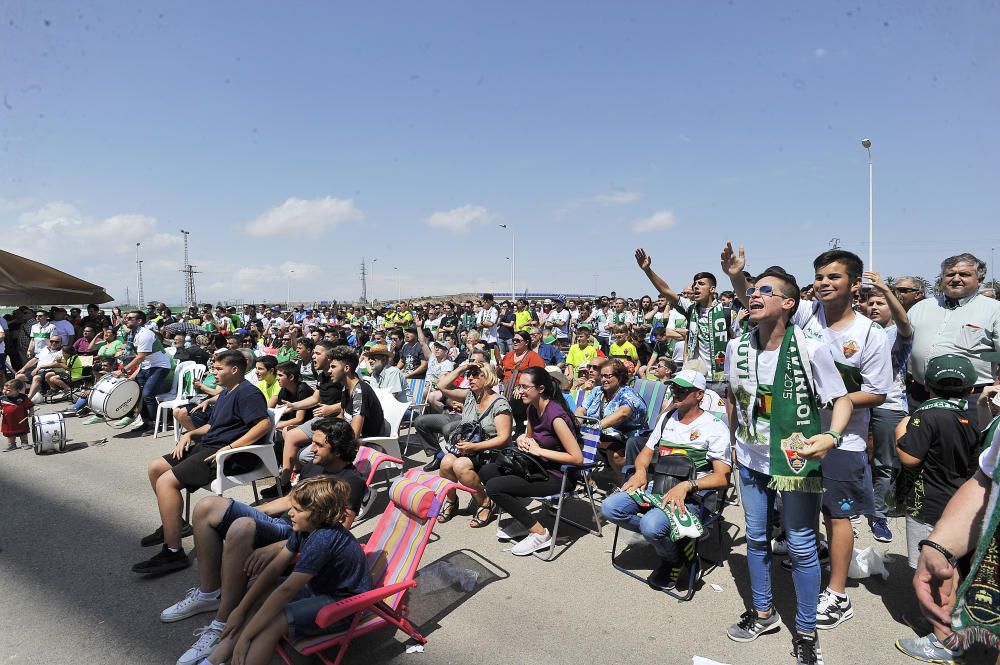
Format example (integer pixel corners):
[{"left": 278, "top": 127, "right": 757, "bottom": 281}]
[{"left": 2, "top": 401, "right": 997, "bottom": 665}]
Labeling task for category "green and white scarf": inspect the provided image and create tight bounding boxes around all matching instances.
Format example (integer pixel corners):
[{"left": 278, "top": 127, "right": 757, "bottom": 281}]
[
  {"left": 687, "top": 301, "right": 729, "bottom": 382},
  {"left": 730, "top": 325, "right": 824, "bottom": 492},
  {"left": 948, "top": 414, "right": 1000, "bottom": 648}
]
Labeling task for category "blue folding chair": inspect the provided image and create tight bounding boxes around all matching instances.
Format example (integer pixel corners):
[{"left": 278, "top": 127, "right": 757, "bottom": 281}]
[
  {"left": 498, "top": 416, "right": 604, "bottom": 561},
  {"left": 630, "top": 378, "right": 670, "bottom": 432},
  {"left": 402, "top": 379, "right": 429, "bottom": 454}
]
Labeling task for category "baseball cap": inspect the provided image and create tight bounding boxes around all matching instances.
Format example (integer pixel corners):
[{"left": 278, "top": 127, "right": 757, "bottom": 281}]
[
  {"left": 668, "top": 369, "right": 707, "bottom": 391},
  {"left": 926, "top": 354, "right": 977, "bottom": 391},
  {"left": 577, "top": 323, "right": 594, "bottom": 332}
]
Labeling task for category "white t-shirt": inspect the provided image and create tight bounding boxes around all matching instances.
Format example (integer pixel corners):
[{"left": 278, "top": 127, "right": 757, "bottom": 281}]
[
  {"left": 792, "top": 301, "right": 892, "bottom": 452},
  {"left": 643, "top": 409, "right": 732, "bottom": 478},
  {"left": 36, "top": 346, "right": 64, "bottom": 368},
  {"left": 476, "top": 307, "right": 499, "bottom": 344},
  {"left": 724, "top": 333, "right": 848, "bottom": 474},
  {"left": 30, "top": 322, "right": 57, "bottom": 355},
  {"left": 676, "top": 297, "right": 726, "bottom": 378},
  {"left": 135, "top": 327, "right": 171, "bottom": 370},
  {"left": 52, "top": 319, "right": 76, "bottom": 344},
  {"left": 550, "top": 309, "right": 571, "bottom": 338}
]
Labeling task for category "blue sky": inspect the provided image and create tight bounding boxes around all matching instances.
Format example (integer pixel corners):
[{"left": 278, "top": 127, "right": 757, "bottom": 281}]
[{"left": 2, "top": 2, "right": 998, "bottom": 304}]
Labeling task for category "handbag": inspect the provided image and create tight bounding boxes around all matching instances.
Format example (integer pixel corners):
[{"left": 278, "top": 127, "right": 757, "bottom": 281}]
[
  {"left": 444, "top": 398, "right": 495, "bottom": 456},
  {"left": 501, "top": 353, "right": 529, "bottom": 399},
  {"left": 495, "top": 448, "right": 551, "bottom": 483}
]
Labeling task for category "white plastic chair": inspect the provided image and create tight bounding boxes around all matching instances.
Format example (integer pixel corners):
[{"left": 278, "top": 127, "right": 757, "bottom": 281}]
[
  {"left": 184, "top": 407, "right": 283, "bottom": 522},
  {"left": 154, "top": 363, "right": 206, "bottom": 438},
  {"left": 361, "top": 386, "right": 410, "bottom": 464}
]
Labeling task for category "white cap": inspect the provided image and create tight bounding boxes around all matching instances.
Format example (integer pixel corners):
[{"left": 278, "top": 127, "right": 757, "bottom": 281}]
[{"left": 669, "top": 369, "right": 707, "bottom": 391}]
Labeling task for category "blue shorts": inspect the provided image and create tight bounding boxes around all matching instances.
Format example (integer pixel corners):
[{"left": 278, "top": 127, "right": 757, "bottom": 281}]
[
  {"left": 821, "top": 448, "right": 875, "bottom": 518},
  {"left": 215, "top": 498, "right": 293, "bottom": 549},
  {"left": 283, "top": 587, "right": 350, "bottom": 639}
]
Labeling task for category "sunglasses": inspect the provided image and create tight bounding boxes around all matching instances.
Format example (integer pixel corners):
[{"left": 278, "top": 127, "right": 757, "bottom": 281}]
[
  {"left": 745, "top": 285, "right": 785, "bottom": 298},
  {"left": 671, "top": 386, "right": 696, "bottom": 398},
  {"left": 464, "top": 368, "right": 482, "bottom": 378},
  {"left": 894, "top": 287, "right": 920, "bottom": 294}
]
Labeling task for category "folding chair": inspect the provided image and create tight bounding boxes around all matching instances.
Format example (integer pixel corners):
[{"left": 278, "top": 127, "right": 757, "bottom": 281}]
[
  {"left": 403, "top": 378, "right": 429, "bottom": 444},
  {"left": 496, "top": 416, "right": 604, "bottom": 561},
  {"left": 276, "top": 470, "right": 475, "bottom": 665},
  {"left": 629, "top": 377, "right": 670, "bottom": 432},
  {"left": 610, "top": 454, "right": 730, "bottom": 601},
  {"left": 353, "top": 445, "right": 404, "bottom": 521},
  {"left": 184, "top": 407, "right": 282, "bottom": 523}
]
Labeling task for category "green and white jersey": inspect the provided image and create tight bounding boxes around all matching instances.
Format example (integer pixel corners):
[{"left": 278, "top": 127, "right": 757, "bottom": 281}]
[{"left": 643, "top": 410, "right": 731, "bottom": 476}]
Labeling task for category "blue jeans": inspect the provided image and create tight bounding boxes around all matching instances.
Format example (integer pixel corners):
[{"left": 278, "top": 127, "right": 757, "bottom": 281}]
[
  {"left": 870, "top": 407, "right": 904, "bottom": 518},
  {"left": 739, "top": 465, "right": 821, "bottom": 634},
  {"left": 496, "top": 337, "right": 512, "bottom": 355},
  {"left": 602, "top": 490, "right": 698, "bottom": 564},
  {"left": 135, "top": 366, "right": 169, "bottom": 423}
]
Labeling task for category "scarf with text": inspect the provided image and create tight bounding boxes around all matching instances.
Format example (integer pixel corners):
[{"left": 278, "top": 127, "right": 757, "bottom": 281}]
[
  {"left": 730, "top": 325, "right": 823, "bottom": 492},
  {"left": 686, "top": 300, "right": 729, "bottom": 382}
]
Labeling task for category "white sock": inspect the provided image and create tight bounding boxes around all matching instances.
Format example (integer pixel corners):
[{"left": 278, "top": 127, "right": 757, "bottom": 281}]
[
  {"left": 195, "top": 588, "right": 221, "bottom": 601},
  {"left": 167, "top": 546, "right": 180, "bottom": 553},
  {"left": 208, "top": 619, "right": 225, "bottom": 631},
  {"left": 826, "top": 587, "right": 847, "bottom": 599}
]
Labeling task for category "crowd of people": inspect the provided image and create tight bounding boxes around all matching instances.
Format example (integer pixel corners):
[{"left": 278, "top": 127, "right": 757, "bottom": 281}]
[{"left": 4, "top": 243, "right": 1000, "bottom": 665}]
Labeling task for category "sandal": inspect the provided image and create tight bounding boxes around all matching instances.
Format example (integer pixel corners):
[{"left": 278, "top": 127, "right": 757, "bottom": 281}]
[
  {"left": 468, "top": 500, "right": 497, "bottom": 528},
  {"left": 437, "top": 496, "right": 460, "bottom": 523}
]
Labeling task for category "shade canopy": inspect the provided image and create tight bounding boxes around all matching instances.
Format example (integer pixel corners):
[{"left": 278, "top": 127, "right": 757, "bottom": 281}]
[{"left": 0, "top": 249, "right": 114, "bottom": 306}]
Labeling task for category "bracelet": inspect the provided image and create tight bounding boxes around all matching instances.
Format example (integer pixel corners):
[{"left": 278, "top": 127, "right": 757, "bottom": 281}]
[
  {"left": 824, "top": 430, "right": 843, "bottom": 448},
  {"left": 918, "top": 539, "right": 959, "bottom": 568}
]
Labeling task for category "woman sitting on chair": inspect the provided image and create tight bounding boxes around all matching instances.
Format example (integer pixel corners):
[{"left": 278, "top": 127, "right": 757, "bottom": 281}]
[
  {"left": 480, "top": 367, "right": 583, "bottom": 556},
  {"left": 437, "top": 360, "right": 513, "bottom": 528},
  {"left": 575, "top": 359, "right": 648, "bottom": 483}
]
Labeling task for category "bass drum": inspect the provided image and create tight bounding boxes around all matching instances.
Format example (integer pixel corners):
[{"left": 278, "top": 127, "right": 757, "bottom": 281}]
[
  {"left": 88, "top": 375, "right": 141, "bottom": 420},
  {"left": 32, "top": 413, "right": 66, "bottom": 454}
]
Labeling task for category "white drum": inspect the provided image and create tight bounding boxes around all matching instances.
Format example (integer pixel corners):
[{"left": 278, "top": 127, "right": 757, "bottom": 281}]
[
  {"left": 88, "top": 375, "right": 141, "bottom": 419},
  {"left": 32, "top": 413, "right": 66, "bottom": 454}
]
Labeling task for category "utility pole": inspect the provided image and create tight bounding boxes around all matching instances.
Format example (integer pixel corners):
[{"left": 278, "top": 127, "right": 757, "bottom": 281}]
[
  {"left": 136, "top": 243, "right": 145, "bottom": 307},
  {"left": 180, "top": 229, "right": 199, "bottom": 308},
  {"left": 360, "top": 258, "right": 368, "bottom": 305}
]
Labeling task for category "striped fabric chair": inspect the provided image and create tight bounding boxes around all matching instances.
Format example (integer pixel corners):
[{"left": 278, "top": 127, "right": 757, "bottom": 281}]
[
  {"left": 276, "top": 470, "right": 474, "bottom": 665},
  {"left": 629, "top": 378, "right": 670, "bottom": 432},
  {"left": 353, "top": 445, "right": 404, "bottom": 521}
]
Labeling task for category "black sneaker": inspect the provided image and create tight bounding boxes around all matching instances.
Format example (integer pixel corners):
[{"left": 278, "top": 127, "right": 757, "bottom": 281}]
[
  {"left": 423, "top": 455, "right": 443, "bottom": 472},
  {"left": 260, "top": 482, "right": 290, "bottom": 501},
  {"left": 140, "top": 521, "right": 194, "bottom": 547},
  {"left": 132, "top": 546, "right": 190, "bottom": 575},
  {"left": 726, "top": 608, "right": 782, "bottom": 642},
  {"left": 792, "top": 633, "right": 824, "bottom": 665},
  {"left": 647, "top": 561, "right": 682, "bottom": 591}
]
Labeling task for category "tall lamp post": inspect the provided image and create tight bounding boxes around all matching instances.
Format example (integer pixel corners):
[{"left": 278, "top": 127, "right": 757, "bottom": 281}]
[
  {"left": 393, "top": 266, "right": 400, "bottom": 302},
  {"left": 862, "top": 138, "right": 873, "bottom": 271},
  {"left": 370, "top": 258, "right": 377, "bottom": 304},
  {"left": 286, "top": 269, "right": 294, "bottom": 309},
  {"left": 498, "top": 224, "right": 515, "bottom": 300}
]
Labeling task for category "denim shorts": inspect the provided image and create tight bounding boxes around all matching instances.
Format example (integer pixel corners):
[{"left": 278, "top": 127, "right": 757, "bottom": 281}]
[
  {"left": 821, "top": 448, "right": 875, "bottom": 518},
  {"left": 215, "top": 498, "right": 293, "bottom": 549},
  {"left": 284, "top": 587, "right": 348, "bottom": 639}
]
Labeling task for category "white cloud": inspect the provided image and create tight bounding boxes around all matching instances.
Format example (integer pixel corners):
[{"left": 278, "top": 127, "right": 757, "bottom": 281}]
[
  {"left": 593, "top": 191, "right": 641, "bottom": 205},
  {"left": 631, "top": 210, "right": 677, "bottom": 233},
  {"left": 0, "top": 196, "right": 34, "bottom": 214},
  {"left": 425, "top": 205, "right": 497, "bottom": 233},
  {"left": 814, "top": 48, "right": 826, "bottom": 58},
  {"left": 245, "top": 197, "right": 363, "bottom": 237}
]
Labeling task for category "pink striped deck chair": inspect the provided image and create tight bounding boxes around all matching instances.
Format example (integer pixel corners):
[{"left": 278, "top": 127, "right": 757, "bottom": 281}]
[
  {"left": 353, "top": 445, "right": 404, "bottom": 520},
  {"left": 276, "top": 470, "right": 473, "bottom": 665}
]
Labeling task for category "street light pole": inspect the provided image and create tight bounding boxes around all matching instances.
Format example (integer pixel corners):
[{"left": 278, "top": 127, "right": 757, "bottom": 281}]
[
  {"left": 371, "top": 258, "right": 377, "bottom": 304},
  {"left": 862, "top": 138, "right": 873, "bottom": 271},
  {"left": 393, "top": 266, "right": 400, "bottom": 302},
  {"left": 498, "top": 224, "right": 515, "bottom": 300},
  {"left": 286, "top": 269, "right": 294, "bottom": 309}
]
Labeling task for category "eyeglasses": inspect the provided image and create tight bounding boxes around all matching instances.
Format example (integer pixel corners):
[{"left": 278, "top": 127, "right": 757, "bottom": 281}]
[
  {"left": 671, "top": 386, "right": 696, "bottom": 398},
  {"left": 894, "top": 287, "right": 921, "bottom": 294},
  {"left": 599, "top": 373, "right": 616, "bottom": 379},
  {"left": 464, "top": 368, "right": 482, "bottom": 378},
  {"left": 745, "top": 285, "right": 785, "bottom": 298},
  {"left": 513, "top": 337, "right": 528, "bottom": 344},
  {"left": 516, "top": 383, "right": 536, "bottom": 390},
  {"left": 282, "top": 338, "right": 291, "bottom": 342}
]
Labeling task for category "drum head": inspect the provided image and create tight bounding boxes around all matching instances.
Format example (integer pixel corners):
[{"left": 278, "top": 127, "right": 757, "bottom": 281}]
[{"left": 106, "top": 380, "right": 141, "bottom": 418}]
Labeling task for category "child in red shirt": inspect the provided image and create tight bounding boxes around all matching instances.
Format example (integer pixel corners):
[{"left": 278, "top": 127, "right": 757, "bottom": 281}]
[{"left": 1, "top": 378, "right": 34, "bottom": 451}]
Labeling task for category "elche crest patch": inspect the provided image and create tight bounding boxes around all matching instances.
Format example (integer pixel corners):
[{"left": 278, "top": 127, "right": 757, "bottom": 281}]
[
  {"left": 842, "top": 340, "right": 860, "bottom": 358},
  {"left": 689, "top": 429, "right": 701, "bottom": 442},
  {"left": 781, "top": 431, "right": 809, "bottom": 474}
]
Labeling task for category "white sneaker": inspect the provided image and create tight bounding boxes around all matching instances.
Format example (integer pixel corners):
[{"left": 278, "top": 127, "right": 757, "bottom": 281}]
[
  {"left": 510, "top": 529, "right": 552, "bottom": 556},
  {"left": 160, "top": 587, "right": 221, "bottom": 623},
  {"left": 496, "top": 520, "right": 529, "bottom": 541},
  {"left": 770, "top": 536, "right": 788, "bottom": 554},
  {"left": 176, "top": 624, "right": 223, "bottom": 665}
]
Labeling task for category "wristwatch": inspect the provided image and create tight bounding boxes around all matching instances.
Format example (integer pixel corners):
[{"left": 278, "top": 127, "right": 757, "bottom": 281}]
[
  {"left": 689, "top": 478, "right": 699, "bottom": 492},
  {"left": 824, "top": 430, "right": 843, "bottom": 448}
]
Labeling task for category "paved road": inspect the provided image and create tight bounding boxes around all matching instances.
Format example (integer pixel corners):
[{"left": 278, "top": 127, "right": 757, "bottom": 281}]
[{"left": 1, "top": 402, "right": 996, "bottom": 665}]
